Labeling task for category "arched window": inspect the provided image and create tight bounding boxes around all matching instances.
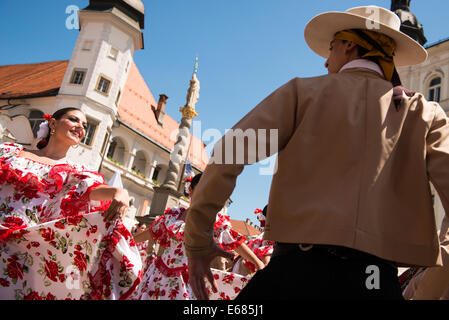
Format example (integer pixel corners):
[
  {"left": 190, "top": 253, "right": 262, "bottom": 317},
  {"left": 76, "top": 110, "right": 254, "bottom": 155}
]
[
  {"left": 132, "top": 151, "right": 147, "bottom": 178},
  {"left": 428, "top": 77, "right": 441, "bottom": 102},
  {"left": 106, "top": 137, "right": 125, "bottom": 166},
  {"left": 28, "top": 110, "right": 44, "bottom": 138}
]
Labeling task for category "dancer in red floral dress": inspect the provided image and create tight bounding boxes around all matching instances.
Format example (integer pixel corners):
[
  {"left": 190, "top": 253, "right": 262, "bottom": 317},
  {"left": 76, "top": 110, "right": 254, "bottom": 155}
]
[
  {"left": 131, "top": 173, "right": 264, "bottom": 300},
  {"left": 232, "top": 206, "right": 274, "bottom": 275},
  {"left": 0, "top": 108, "right": 142, "bottom": 300},
  {"left": 134, "top": 223, "right": 156, "bottom": 274}
]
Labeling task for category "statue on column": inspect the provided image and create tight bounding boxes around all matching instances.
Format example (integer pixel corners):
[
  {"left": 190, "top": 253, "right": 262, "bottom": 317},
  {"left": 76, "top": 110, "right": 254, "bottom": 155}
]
[
  {"left": 391, "top": 0, "right": 427, "bottom": 46},
  {"left": 186, "top": 73, "right": 200, "bottom": 108},
  {"left": 161, "top": 59, "right": 199, "bottom": 191}
]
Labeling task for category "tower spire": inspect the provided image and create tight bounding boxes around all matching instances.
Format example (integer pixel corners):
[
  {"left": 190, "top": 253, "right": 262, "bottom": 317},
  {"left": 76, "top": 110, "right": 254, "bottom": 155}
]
[
  {"left": 193, "top": 56, "right": 199, "bottom": 75},
  {"left": 391, "top": 0, "right": 427, "bottom": 46}
]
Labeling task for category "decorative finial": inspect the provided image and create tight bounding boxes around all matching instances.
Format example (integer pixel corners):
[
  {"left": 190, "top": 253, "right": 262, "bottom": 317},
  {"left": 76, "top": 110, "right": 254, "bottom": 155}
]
[{"left": 193, "top": 56, "right": 199, "bottom": 74}]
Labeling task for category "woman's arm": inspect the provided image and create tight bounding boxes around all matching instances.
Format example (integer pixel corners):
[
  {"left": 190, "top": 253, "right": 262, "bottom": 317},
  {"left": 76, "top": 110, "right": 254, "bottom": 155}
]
[
  {"left": 134, "top": 229, "right": 154, "bottom": 244},
  {"left": 234, "top": 242, "right": 265, "bottom": 272},
  {"left": 261, "top": 254, "right": 271, "bottom": 266},
  {"left": 90, "top": 185, "right": 129, "bottom": 221},
  {"left": 134, "top": 231, "right": 156, "bottom": 256}
]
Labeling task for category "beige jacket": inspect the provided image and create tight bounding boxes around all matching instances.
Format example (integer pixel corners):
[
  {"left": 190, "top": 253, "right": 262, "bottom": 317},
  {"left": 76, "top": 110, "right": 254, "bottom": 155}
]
[
  {"left": 403, "top": 218, "right": 449, "bottom": 299},
  {"left": 185, "top": 68, "right": 449, "bottom": 269}
]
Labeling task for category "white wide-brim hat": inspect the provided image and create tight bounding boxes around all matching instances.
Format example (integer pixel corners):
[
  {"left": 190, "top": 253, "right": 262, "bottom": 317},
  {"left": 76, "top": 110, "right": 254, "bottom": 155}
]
[{"left": 304, "top": 5, "right": 428, "bottom": 67}]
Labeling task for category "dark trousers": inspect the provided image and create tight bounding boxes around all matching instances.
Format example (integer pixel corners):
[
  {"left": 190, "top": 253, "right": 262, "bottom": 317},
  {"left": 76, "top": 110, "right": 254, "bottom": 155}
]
[{"left": 235, "top": 243, "right": 404, "bottom": 300}]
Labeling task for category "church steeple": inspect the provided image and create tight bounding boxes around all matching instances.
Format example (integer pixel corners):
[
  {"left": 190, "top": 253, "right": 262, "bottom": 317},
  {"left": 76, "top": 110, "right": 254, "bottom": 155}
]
[{"left": 391, "top": 0, "right": 427, "bottom": 46}]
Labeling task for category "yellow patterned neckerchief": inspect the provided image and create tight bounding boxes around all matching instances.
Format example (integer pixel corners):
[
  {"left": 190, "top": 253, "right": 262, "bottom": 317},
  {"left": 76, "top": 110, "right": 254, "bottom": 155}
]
[{"left": 334, "top": 29, "right": 397, "bottom": 81}]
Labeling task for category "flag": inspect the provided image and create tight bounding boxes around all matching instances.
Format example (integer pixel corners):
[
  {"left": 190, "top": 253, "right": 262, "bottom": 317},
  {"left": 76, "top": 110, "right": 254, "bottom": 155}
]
[
  {"left": 183, "top": 159, "right": 195, "bottom": 196},
  {"left": 185, "top": 159, "right": 194, "bottom": 179}
]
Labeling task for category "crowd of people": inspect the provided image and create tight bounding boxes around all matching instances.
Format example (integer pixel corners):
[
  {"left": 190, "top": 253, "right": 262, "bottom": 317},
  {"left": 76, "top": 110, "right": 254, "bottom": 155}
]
[{"left": 1, "top": 5, "right": 449, "bottom": 300}]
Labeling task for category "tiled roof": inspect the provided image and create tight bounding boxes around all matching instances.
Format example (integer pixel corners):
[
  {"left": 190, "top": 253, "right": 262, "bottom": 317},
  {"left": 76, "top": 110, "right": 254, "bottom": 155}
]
[
  {"left": 229, "top": 219, "right": 262, "bottom": 237},
  {"left": 0, "top": 60, "right": 69, "bottom": 99},
  {"left": 0, "top": 60, "right": 209, "bottom": 170}
]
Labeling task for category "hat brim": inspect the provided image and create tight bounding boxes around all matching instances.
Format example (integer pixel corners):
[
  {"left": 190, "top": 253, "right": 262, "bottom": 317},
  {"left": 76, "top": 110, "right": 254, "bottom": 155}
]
[{"left": 304, "top": 11, "right": 428, "bottom": 67}]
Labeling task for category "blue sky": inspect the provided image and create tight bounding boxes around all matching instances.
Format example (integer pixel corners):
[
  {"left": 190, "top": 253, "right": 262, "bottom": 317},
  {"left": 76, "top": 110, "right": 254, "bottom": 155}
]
[{"left": 1, "top": 1, "right": 448, "bottom": 224}]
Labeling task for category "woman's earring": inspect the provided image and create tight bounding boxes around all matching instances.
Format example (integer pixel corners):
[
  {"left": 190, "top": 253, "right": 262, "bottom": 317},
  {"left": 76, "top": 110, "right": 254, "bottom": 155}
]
[{"left": 50, "top": 129, "right": 55, "bottom": 135}]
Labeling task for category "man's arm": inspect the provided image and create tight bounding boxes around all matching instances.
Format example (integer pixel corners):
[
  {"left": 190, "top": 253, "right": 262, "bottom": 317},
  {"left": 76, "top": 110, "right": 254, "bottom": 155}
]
[
  {"left": 184, "top": 78, "right": 301, "bottom": 299},
  {"left": 185, "top": 78, "right": 300, "bottom": 258},
  {"left": 413, "top": 104, "right": 449, "bottom": 299}
]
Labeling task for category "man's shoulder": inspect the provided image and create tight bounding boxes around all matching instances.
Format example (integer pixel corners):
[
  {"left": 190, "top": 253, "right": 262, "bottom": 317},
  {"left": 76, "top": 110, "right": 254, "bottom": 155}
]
[
  {"left": 284, "top": 73, "right": 345, "bottom": 92},
  {"left": 289, "top": 73, "right": 346, "bottom": 85}
]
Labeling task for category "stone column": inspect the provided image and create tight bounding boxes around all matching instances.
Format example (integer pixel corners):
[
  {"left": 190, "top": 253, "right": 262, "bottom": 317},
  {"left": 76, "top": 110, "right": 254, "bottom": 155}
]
[
  {"left": 162, "top": 73, "right": 199, "bottom": 191},
  {"left": 126, "top": 151, "right": 136, "bottom": 171},
  {"left": 149, "top": 71, "right": 200, "bottom": 219}
]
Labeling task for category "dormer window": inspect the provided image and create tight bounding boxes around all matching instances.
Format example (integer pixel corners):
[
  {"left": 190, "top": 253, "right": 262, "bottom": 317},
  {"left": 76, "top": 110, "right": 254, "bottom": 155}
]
[{"left": 428, "top": 77, "right": 441, "bottom": 102}]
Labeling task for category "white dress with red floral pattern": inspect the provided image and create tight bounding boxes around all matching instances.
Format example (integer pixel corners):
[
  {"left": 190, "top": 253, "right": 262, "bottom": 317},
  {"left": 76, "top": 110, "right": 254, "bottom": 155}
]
[
  {"left": 131, "top": 207, "right": 251, "bottom": 300},
  {"left": 242, "top": 232, "right": 274, "bottom": 273},
  {"left": 136, "top": 240, "right": 155, "bottom": 274},
  {"left": 0, "top": 143, "right": 142, "bottom": 300},
  {"left": 231, "top": 232, "right": 274, "bottom": 275}
]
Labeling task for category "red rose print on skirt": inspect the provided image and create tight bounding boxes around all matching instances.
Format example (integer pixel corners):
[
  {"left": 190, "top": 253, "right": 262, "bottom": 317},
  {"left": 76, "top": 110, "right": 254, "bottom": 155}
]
[
  {"left": 6, "top": 255, "right": 24, "bottom": 280},
  {"left": 44, "top": 259, "right": 60, "bottom": 282},
  {"left": 40, "top": 227, "right": 55, "bottom": 242},
  {"left": 0, "top": 278, "right": 10, "bottom": 287},
  {"left": 74, "top": 250, "right": 87, "bottom": 273}
]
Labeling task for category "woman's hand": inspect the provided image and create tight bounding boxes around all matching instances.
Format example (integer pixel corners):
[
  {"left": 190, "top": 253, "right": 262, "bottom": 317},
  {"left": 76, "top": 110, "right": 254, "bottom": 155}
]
[
  {"left": 90, "top": 185, "right": 131, "bottom": 221},
  {"left": 103, "top": 188, "right": 130, "bottom": 221},
  {"left": 253, "top": 259, "right": 266, "bottom": 272}
]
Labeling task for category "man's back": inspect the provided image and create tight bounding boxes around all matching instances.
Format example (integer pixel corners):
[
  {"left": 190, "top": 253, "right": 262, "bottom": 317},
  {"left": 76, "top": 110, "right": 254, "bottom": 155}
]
[
  {"left": 188, "top": 68, "right": 447, "bottom": 268},
  {"left": 264, "top": 68, "right": 444, "bottom": 268}
]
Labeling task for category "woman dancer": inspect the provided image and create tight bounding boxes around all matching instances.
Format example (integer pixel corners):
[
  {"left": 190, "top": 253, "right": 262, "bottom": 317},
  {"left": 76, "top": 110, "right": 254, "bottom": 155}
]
[
  {"left": 133, "top": 222, "right": 157, "bottom": 274},
  {"left": 131, "top": 173, "right": 264, "bottom": 300},
  {"left": 0, "top": 108, "right": 142, "bottom": 300},
  {"left": 232, "top": 206, "right": 274, "bottom": 276}
]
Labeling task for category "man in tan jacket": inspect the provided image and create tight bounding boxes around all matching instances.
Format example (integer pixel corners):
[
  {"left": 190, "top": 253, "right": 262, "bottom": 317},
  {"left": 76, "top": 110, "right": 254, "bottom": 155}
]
[{"left": 184, "top": 5, "right": 449, "bottom": 300}]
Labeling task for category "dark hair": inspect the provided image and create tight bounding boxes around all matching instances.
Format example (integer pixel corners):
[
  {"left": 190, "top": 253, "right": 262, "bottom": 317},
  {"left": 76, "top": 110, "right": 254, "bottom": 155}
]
[
  {"left": 37, "top": 107, "right": 84, "bottom": 149},
  {"left": 190, "top": 173, "right": 202, "bottom": 191},
  {"left": 340, "top": 39, "right": 380, "bottom": 65},
  {"left": 341, "top": 29, "right": 408, "bottom": 109},
  {"left": 262, "top": 205, "right": 267, "bottom": 217}
]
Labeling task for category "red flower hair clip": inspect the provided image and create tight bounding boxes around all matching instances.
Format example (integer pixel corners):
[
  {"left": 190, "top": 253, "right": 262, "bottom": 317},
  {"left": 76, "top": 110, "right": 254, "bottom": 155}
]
[
  {"left": 43, "top": 114, "right": 52, "bottom": 121},
  {"left": 254, "top": 208, "right": 266, "bottom": 228},
  {"left": 184, "top": 176, "right": 193, "bottom": 196}
]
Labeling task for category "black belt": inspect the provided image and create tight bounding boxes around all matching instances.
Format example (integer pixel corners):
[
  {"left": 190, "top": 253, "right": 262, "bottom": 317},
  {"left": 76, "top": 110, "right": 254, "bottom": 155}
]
[{"left": 273, "top": 242, "right": 397, "bottom": 269}]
